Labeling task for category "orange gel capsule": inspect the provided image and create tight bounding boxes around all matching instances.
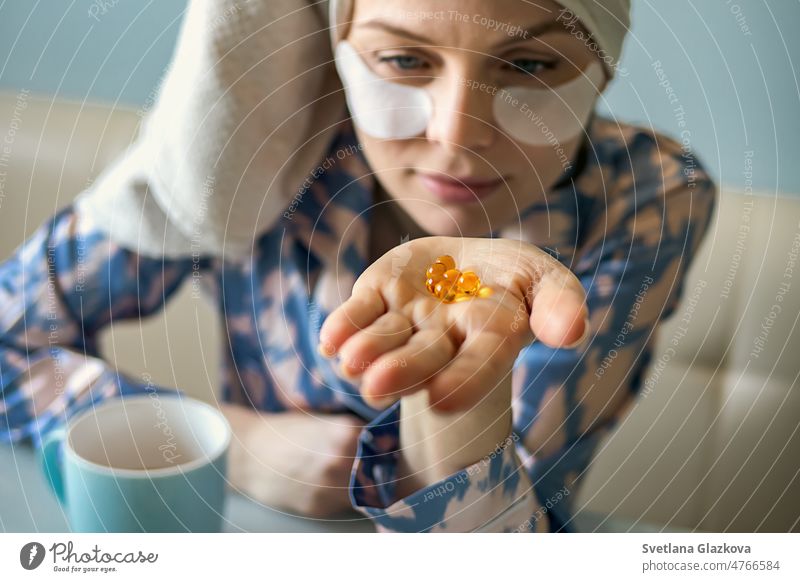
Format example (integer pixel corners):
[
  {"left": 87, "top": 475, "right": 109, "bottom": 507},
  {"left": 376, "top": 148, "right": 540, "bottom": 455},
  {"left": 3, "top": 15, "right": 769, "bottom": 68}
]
[
  {"left": 435, "top": 280, "right": 457, "bottom": 300},
  {"left": 457, "top": 271, "right": 480, "bottom": 295},
  {"left": 426, "top": 263, "right": 446, "bottom": 279},
  {"left": 435, "top": 255, "right": 456, "bottom": 271}
]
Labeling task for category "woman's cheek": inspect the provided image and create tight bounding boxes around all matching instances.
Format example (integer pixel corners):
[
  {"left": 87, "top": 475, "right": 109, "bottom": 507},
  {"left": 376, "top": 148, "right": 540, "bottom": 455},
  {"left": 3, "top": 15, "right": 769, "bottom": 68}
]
[{"left": 356, "top": 132, "right": 425, "bottom": 198}]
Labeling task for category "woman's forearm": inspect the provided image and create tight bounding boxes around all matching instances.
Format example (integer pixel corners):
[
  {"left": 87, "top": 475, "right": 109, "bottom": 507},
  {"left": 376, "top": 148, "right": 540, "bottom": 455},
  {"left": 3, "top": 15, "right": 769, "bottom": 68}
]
[{"left": 394, "top": 377, "right": 513, "bottom": 499}]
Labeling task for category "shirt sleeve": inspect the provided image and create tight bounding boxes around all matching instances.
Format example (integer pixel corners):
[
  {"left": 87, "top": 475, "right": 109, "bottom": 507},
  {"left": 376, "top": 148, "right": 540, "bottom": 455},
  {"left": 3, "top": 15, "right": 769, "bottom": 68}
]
[
  {"left": 349, "top": 401, "right": 551, "bottom": 532},
  {"left": 513, "top": 130, "right": 718, "bottom": 532},
  {"left": 347, "top": 129, "right": 718, "bottom": 533},
  {"left": 0, "top": 203, "right": 199, "bottom": 450}
]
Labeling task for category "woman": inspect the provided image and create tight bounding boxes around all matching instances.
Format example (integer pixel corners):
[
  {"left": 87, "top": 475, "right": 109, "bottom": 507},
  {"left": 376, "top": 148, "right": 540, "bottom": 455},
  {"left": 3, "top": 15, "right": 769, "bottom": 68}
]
[{"left": 0, "top": 0, "right": 716, "bottom": 532}]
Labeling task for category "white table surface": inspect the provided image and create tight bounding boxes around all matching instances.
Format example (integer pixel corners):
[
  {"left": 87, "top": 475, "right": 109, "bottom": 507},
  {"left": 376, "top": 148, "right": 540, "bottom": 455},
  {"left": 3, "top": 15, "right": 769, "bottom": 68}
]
[{"left": 0, "top": 443, "right": 679, "bottom": 533}]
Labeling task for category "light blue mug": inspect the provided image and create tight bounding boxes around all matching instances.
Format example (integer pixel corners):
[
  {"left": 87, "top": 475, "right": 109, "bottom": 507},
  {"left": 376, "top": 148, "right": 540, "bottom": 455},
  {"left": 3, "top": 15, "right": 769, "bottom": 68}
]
[{"left": 39, "top": 394, "right": 231, "bottom": 532}]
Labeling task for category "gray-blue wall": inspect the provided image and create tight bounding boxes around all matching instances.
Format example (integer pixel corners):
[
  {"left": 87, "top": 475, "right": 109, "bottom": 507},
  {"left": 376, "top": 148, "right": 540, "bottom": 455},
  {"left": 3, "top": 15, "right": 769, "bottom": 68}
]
[{"left": 1, "top": 0, "right": 798, "bottom": 194}]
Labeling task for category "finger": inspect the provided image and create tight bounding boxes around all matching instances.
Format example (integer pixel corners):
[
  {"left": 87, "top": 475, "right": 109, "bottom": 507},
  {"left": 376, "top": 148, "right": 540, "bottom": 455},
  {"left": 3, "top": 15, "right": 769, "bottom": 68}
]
[
  {"left": 359, "top": 328, "right": 457, "bottom": 406},
  {"left": 337, "top": 311, "right": 414, "bottom": 379},
  {"left": 426, "top": 331, "right": 517, "bottom": 412},
  {"left": 318, "top": 286, "right": 385, "bottom": 357},
  {"left": 529, "top": 268, "right": 589, "bottom": 349}
]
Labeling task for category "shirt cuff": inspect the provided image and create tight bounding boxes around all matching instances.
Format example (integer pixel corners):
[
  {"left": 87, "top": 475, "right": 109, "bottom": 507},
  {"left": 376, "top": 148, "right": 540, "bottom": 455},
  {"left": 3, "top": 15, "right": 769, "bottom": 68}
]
[{"left": 348, "top": 400, "right": 544, "bottom": 532}]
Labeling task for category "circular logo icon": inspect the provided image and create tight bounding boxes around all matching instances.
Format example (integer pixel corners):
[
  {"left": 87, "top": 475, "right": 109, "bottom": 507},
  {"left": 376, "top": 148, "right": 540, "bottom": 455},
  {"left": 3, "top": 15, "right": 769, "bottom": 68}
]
[{"left": 20, "top": 542, "right": 46, "bottom": 570}]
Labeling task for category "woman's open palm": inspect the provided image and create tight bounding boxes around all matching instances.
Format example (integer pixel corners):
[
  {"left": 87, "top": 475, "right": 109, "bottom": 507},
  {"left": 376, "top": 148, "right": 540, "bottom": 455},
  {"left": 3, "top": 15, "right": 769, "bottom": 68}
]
[{"left": 318, "top": 236, "right": 589, "bottom": 411}]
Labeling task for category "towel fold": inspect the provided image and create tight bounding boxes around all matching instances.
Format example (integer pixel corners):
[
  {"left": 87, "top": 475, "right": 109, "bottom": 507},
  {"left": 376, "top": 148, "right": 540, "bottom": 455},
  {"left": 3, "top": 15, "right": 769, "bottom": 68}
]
[{"left": 77, "top": 0, "right": 344, "bottom": 258}]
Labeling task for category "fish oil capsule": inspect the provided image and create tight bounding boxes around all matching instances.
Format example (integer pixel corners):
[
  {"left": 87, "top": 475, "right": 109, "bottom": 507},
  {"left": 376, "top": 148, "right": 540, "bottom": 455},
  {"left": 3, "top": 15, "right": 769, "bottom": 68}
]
[
  {"left": 440, "top": 282, "right": 458, "bottom": 302},
  {"left": 435, "top": 255, "right": 456, "bottom": 271},
  {"left": 457, "top": 272, "right": 480, "bottom": 295},
  {"left": 426, "top": 263, "right": 446, "bottom": 279},
  {"left": 436, "top": 279, "right": 458, "bottom": 300},
  {"left": 442, "top": 268, "right": 461, "bottom": 282}
]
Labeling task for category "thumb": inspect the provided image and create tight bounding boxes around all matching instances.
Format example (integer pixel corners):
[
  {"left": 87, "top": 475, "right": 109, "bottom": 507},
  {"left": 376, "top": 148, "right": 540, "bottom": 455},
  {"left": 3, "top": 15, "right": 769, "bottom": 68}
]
[{"left": 528, "top": 266, "right": 590, "bottom": 349}]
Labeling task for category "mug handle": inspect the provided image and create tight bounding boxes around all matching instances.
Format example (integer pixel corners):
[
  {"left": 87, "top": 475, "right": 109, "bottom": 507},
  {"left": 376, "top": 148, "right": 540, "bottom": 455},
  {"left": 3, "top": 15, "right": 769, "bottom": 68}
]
[{"left": 39, "top": 428, "right": 67, "bottom": 504}]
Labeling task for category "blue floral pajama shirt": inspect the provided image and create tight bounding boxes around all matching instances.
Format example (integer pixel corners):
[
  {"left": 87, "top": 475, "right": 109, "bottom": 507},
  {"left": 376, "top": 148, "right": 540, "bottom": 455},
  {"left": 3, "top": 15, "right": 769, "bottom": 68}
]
[{"left": 0, "top": 114, "right": 716, "bottom": 532}]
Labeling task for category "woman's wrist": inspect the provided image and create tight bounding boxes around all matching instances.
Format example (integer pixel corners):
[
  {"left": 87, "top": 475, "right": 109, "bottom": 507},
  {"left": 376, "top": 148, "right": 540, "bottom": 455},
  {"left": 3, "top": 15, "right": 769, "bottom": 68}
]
[
  {"left": 395, "top": 376, "right": 513, "bottom": 497},
  {"left": 218, "top": 402, "right": 268, "bottom": 492}
]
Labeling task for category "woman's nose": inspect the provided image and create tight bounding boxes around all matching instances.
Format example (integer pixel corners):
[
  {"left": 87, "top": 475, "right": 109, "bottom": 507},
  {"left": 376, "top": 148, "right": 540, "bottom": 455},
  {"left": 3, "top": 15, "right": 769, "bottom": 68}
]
[{"left": 425, "top": 75, "right": 496, "bottom": 152}]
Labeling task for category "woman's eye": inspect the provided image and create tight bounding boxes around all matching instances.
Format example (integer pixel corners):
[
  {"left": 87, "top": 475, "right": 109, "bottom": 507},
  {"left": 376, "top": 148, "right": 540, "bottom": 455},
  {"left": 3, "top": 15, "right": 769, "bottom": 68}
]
[
  {"left": 378, "top": 54, "right": 427, "bottom": 71},
  {"left": 506, "top": 58, "right": 554, "bottom": 76}
]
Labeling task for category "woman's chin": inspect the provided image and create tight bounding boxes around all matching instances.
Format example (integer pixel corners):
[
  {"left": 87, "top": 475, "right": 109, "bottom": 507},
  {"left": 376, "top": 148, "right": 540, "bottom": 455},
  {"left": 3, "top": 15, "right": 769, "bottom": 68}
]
[
  {"left": 409, "top": 215, "right": 495, "bottom": 239},
  {"left": 390, "top": 187, "right": 511, "bottom": 238}
]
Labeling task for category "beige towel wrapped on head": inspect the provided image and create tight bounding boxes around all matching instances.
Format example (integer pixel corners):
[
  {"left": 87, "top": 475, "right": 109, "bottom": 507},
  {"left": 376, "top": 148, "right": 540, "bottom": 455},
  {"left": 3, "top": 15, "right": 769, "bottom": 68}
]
[{"left": 76, "top": 0, "right": 344, "bottom": 259}]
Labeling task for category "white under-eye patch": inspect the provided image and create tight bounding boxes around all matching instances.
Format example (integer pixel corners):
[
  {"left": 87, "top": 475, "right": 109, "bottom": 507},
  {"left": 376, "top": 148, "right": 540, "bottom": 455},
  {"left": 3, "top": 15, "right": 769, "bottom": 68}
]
[
  {"left": 334, "top": 41, "right": 433, "bottom": 139},
  {"left": 492, "top": 61, "right": 605, "bottom": 146},
  {"left": 334, "top": 40, "right": 603, "bottom": 146}
]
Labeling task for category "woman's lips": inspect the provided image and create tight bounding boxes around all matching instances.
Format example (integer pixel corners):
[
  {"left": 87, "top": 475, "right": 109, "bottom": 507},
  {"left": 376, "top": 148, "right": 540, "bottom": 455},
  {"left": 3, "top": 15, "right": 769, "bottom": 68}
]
[{"left": 417, "top": 172, "right": 505, "bottom": 203}]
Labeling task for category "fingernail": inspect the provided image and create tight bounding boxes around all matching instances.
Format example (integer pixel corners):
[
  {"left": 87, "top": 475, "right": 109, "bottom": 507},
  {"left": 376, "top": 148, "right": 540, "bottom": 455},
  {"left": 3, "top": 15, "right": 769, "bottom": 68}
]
[
  {"left": 564, "top": 317, "right": 591, "bottom": 349},
  {"left": 317, "top": 341, "right": 336, "bottom": 358},
  {"left": 364, "top": 394, "right": 397, "bottom": 409}
]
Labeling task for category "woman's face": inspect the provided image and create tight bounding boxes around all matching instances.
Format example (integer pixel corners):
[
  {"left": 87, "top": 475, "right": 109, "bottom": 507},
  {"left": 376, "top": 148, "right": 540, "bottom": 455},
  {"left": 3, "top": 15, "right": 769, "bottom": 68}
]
[{"left": 343, "top": 0, "right": 607, "bottom": 237}]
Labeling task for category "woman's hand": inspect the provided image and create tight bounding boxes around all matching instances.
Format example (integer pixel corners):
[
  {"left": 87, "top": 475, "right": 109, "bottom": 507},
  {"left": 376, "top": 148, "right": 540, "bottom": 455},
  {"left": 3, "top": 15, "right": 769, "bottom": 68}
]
[
  {"left": 220, "top": 403, "right": 365, "bottom": 519},
  {"left": 318, "top": 236, "right": 589, "bottom": 412}
]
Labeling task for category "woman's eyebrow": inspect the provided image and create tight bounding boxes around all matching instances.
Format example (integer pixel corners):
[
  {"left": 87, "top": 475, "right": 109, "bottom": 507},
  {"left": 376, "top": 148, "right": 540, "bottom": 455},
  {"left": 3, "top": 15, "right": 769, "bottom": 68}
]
[
  {"left": 497, "top": 21, "right": 568, "bottom": 47},
  {"left": 354, "top": 19, "right": 568, "bottom": 48}
]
